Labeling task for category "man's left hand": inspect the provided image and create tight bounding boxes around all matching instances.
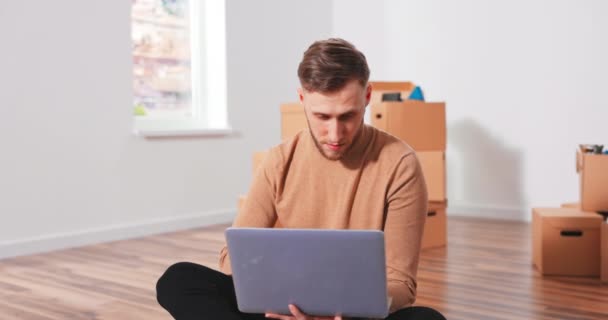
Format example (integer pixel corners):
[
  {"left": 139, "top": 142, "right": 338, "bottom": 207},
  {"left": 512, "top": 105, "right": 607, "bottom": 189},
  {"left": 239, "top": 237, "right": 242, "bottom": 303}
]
[{"left": 265, "top": 304, "right": 343, "bottom": 320}]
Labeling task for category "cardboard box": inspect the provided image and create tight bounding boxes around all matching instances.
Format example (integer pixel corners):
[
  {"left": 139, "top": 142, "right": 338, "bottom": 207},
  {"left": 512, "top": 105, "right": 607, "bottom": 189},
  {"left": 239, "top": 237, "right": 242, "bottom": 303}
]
[
  {"left": 280, "top": 103, "right": 307, "bottom": 140},
  {"left": 253, "top": 151, "right": 269, "bottom": 174},
  {"left": 577, "top": 151, "right": 608, "bottom": 212},
  {"left": 417, "top": 151, "right": 446, "bottom": 202},
  {"left": 369, "top": 81, "right": 415, "bottom": 107},
  {"left": 602, "top": 222, "right": 608, "bottom": 282},
  {"left": 371, "top": 101, "right": 446, "bottom": 151},
  {"left": 421, "top": 201, "right": 447, "bottom": 249},
  {"left": 532, "top": 207, "right": 602, "bottom": 276}
]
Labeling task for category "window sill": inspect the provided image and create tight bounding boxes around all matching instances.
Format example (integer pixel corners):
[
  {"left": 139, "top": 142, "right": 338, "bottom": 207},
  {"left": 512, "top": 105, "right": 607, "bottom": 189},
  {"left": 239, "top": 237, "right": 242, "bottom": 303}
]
[
  {"left": 132, "top": 119, "right": 233, "bottom": 138},
  {"left": 134, "top": 127, "right": 234, "bottom": 138}
]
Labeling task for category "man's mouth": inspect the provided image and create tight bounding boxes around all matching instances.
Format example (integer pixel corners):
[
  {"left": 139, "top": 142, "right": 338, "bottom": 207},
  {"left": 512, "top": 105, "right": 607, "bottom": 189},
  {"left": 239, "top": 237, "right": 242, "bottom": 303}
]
[{"left": 326, "top": 143, "right": 343, "bottom": 151}]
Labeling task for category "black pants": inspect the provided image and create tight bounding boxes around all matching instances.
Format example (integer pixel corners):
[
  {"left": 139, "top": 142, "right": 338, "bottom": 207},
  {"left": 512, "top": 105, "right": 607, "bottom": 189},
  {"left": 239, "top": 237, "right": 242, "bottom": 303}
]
[{"left": 157, "top": 262, "right": 446, "bottom": 320}]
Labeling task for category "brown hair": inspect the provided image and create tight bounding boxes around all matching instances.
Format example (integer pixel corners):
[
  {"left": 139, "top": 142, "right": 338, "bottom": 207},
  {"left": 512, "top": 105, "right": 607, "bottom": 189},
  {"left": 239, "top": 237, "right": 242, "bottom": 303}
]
[{"left": 297, "top": 38, "right": 370, "bottom": 93}]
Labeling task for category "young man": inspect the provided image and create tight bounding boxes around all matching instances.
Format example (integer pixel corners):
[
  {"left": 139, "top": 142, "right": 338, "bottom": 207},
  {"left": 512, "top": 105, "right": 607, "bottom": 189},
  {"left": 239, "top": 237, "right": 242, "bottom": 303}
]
[{"left": 157, "top": 38, "right": 446, "bottom": 320}]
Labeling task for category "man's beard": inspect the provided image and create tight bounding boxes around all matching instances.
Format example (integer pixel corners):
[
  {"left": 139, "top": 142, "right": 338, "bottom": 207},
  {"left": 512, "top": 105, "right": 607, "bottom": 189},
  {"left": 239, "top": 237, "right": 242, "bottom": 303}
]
[{"left": 305, "top": 116, "right": 364, "bottom": 161}]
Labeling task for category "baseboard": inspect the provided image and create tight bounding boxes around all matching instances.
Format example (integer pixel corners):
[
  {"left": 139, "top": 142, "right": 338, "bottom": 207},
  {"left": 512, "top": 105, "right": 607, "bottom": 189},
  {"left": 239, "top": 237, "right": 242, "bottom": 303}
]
[
  {"left": 0, "top": 209, "right": 237, "bottom": 260},
  {"left": 1, "top": 205, "right": 530, "bottom": 260},
  {"left": 447, "top": 203, "right": 529, "bottom": 221}
]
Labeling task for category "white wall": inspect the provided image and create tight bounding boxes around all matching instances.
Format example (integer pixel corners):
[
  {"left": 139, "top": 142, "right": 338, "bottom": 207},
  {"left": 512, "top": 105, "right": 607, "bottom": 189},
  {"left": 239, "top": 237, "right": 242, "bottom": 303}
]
[
  {"left": 334, "top": 0, "right": 608, "bottom": 220},
  {"left": 0, "top": 0, "right": 331, "bottom": 258},
  {"left": 3, "top": 0, "right": 605, "bottom": 259}
]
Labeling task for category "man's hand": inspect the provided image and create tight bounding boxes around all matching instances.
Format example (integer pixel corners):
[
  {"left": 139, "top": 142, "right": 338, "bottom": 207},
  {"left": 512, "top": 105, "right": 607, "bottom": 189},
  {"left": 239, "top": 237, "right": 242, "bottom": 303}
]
[{"left": 265, "top": 304, "right": 343, "bottom": 320}]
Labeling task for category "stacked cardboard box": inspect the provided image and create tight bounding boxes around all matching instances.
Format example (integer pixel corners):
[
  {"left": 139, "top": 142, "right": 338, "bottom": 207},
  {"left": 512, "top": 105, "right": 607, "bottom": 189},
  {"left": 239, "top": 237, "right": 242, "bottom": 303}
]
[
  {"left": 370, "top": 101, "right": 446, "bottom": 151},
  {"left": 532, "top": 207, "right": 602, "bottom": 276},
  {"left": 368, "top": 81, "right": 416, "bottom": 106},
  {"left": 558, "top": 204, "right": 608, "bottom": 282},
  {"left": 531, "top": 147, "right": 608, "bottom": 281},
  {"left": 369, "top": 83, "right": 447, "bottom": 250},
  {"left": 423, "top": 201, "right": 447, "bottom": 249},
  {"left": 603, "top": 221, "right": 608, "bottom": 282},
  {"left": 576, "top": 149, "right": 608, "bottom": 212},
  {"left": 576, "top": 148, "right": 608, "bottom": 282}
]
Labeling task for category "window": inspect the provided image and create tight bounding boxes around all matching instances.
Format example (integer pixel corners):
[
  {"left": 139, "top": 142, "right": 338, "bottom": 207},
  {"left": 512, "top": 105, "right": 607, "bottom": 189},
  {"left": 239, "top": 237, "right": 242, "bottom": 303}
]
[{"left": 131, "top": 0, "right": 228, "bottom": 137}]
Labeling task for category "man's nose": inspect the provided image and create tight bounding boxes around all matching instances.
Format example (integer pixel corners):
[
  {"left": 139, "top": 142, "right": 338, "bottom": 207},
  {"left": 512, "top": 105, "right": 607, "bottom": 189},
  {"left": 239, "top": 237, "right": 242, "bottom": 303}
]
[{"left": 327, "top": 119, "right": 343, "bottom": 142}]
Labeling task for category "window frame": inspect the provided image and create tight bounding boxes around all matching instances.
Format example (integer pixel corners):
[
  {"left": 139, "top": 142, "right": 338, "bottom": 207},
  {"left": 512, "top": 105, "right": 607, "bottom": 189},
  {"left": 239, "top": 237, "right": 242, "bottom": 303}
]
[{"left": 132, "top": 0, "right": 230, "bottom": 137}]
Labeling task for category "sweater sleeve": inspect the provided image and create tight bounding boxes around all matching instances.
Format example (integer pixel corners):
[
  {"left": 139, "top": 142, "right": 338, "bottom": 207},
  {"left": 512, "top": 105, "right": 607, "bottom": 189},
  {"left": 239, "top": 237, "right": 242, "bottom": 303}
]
[
  {"left": 219, "top": 149, "right": 281, "bottom": 274},
  {"left": 384, "top": 152, "right": 428, "bottom": 312}
]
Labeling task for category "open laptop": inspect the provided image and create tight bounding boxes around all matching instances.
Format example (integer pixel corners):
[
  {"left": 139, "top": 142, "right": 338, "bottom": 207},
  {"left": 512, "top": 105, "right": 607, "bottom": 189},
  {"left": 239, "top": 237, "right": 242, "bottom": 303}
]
[{"left": 225, "top": 227, "right": 389, "bottom": 318}]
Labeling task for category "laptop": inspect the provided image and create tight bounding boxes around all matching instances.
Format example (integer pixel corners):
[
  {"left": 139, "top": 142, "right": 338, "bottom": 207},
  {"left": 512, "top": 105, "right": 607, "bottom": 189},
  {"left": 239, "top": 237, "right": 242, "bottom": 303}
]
[{"left": 225, "top": 227, "right": 389, "bottom": 318}]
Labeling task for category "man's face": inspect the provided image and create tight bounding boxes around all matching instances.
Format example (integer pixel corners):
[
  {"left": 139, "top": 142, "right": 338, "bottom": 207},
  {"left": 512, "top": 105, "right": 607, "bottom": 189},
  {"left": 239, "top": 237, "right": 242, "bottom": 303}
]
[{"left": 298, "top": 80, "right": 372, "bottom": 160}]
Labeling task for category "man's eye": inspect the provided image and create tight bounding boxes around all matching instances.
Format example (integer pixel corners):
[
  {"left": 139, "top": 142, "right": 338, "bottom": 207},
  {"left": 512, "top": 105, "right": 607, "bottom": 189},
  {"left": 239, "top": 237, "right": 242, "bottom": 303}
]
[
  {"left": 317, "top": 114, "right": 330, "bottom": 120},
  {"left": 339, "top": 113, "right": 354, "bottom": 121}
]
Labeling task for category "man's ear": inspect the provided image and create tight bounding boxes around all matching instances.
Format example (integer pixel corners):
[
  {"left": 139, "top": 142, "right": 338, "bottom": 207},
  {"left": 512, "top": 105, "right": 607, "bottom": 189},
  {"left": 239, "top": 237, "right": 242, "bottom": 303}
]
[
  {"left": 365, "top": 83, "right": 372, "bottom": 107},
  {"left": 297, "top": 87, "right": 305, "bottom": 104}
]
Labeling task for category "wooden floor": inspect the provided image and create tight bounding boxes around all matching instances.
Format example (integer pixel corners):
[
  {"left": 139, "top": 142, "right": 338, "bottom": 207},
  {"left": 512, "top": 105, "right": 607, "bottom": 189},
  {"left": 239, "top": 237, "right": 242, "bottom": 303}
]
[{"left": 0, "top": 217, "right": 606, "bottom": 320}]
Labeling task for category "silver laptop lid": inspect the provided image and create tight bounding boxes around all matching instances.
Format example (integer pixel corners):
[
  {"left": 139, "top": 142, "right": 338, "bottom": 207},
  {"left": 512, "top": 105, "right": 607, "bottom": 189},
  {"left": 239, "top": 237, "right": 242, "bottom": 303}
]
[{"left": 225, "top": 227, "right": 388, "bottom": 318}]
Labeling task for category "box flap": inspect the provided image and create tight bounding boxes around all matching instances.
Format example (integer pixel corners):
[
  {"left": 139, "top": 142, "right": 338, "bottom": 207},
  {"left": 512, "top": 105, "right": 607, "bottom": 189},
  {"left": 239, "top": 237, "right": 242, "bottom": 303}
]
[
  {"left": 534, "top": 207, "right": 602, "bottom": 229},
  {"left": 369, "top": 81, "right": 415, "bottom": 92}
]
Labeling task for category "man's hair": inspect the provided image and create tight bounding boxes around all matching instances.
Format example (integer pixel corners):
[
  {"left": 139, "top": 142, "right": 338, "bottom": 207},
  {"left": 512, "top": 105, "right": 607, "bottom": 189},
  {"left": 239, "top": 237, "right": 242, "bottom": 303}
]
[{"left": 297, "top": 38, "right": 370, "bottom": 93}]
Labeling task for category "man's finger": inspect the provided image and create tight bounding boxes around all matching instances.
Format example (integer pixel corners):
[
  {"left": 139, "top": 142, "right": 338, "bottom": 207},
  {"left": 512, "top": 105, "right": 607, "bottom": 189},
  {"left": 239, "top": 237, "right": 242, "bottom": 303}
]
[
  {"left": 288, "top": 304, "right": 307, "bottom": 320},
  {"left": 265, "top": 312, "right": 293, "bottom": 320}
]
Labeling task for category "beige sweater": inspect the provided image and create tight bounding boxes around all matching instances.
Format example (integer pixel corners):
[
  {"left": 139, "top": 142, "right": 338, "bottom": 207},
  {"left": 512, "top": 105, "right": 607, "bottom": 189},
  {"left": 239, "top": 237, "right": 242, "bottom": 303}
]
[{"left": 219, "top": 124, "right": 428, "bottom": 312}]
